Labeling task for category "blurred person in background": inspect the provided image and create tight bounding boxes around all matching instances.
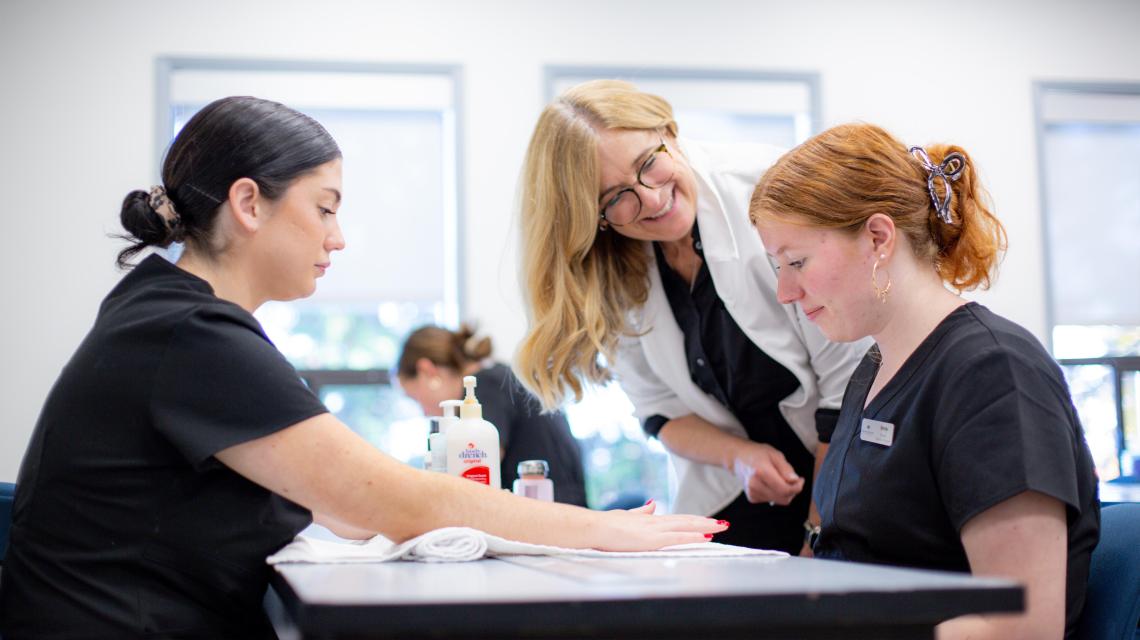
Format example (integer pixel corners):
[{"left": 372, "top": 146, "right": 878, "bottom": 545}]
[{"left": 398, "top": 324, "right": 588, "bottom": 507}]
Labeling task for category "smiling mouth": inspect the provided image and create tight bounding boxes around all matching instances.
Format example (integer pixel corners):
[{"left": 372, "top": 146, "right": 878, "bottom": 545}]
[{"left": 642, "top": 187, "right": 675, "bottom": 221}]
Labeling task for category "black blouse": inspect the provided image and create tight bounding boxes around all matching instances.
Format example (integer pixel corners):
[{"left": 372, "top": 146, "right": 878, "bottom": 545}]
[{"left": 642, "top": 224, "right": 826, "bottom": 447}]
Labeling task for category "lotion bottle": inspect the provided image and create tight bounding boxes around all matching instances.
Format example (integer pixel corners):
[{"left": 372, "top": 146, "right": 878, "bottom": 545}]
[{"left": 445, "top": 376, "right": 501, "bottom": 489}]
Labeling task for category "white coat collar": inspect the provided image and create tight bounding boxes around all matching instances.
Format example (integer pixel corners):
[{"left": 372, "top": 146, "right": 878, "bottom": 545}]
[{"left": 677, "top": 137, "right": 740, "bottom": 263}]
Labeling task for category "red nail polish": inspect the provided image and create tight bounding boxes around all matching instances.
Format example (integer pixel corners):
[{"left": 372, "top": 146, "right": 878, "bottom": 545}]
[
  {"left": 645, "top": 498, "right": 654, "bottom": 505},
  {"left": 717, "top": 520, "right": 730, "bottom": 526},
  {"left": 704, "top": 533, "right": 714, "bottom": 539}
]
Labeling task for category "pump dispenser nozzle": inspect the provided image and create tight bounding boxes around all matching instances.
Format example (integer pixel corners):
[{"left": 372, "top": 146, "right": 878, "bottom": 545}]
[
  {"left": 438, "top": 400, "right": 462, "bottom": 436},
  {"left": 439, "top": 399, "right": 462, "bottom": 418},
  {"left": 460, "top": 375, "right": 481, "bottom": 419}
]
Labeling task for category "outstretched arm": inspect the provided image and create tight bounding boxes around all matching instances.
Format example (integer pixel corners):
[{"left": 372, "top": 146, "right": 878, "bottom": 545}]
[{"left": 217, "top": 413, "right": 726, "bottom": 550}]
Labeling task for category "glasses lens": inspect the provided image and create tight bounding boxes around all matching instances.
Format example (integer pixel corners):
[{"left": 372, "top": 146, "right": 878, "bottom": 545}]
[
  {"left": 638, "top": 147, "right": 674, "bottom": 189},
  {"left": 603, "top": 191, "right": 641, "bottom": 226}
]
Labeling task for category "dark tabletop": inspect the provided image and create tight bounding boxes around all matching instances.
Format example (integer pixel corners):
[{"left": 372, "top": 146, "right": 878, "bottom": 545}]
[{"left": 271, "top": 554, "right": 1022, "bottom": 640}]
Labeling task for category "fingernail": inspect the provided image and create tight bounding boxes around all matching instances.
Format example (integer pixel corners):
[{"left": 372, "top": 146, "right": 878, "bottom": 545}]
[
  {"left": 717, "top": 520, "right": 730, "bottom": 526},
  {"left": 704, "top": 533, "right": 714, "bottom": 539},
  {"left": 645, "top": 498, "right": 654, "bottom": 505}
]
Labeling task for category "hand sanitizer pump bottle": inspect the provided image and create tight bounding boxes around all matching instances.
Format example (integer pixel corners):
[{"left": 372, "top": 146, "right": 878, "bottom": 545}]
[
  {"left": 445, "top": 376, "right": 502, "bottom": 489},
  {"left": 430, "top": 400, "right": 462, "bottom": 474}
]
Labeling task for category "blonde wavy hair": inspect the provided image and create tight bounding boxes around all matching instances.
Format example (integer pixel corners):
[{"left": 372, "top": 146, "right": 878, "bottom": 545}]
[{"left": 514, "top": 80, "right": 678, "bottom": 410}]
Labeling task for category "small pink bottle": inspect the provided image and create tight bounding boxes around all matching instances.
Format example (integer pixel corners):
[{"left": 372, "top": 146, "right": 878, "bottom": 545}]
[{"left": 512, "top": 460, "right": 554, "bottom": 502}]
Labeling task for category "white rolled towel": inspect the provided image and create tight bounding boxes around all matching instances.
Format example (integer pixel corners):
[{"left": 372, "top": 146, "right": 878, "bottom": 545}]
[
  {"left": 267, "top": 527, "right": 488, "bottom": 564},
  {"left": 407, "top": 527, "right": 488, "bottom": 561}
]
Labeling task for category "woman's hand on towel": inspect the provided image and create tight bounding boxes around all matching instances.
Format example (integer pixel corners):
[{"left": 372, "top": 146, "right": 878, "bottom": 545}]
[{"left": 587, "top": 500, "right": 729, "bottom": 552}]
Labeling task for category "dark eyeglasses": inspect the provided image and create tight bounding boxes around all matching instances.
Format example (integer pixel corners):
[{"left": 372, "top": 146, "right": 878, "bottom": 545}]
[{"left": 598, "top": 140, "right": 675, "bottom": 226}]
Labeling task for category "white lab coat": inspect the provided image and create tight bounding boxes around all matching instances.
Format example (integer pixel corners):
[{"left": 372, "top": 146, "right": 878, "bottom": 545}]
[{"left": 613, "top": 138, "right": 872, "bottom": 517}]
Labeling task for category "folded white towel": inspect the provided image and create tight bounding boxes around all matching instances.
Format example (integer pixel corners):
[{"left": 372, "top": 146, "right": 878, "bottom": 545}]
[{"left": 266, "top": 526, "right": 787, "bottom": 565}]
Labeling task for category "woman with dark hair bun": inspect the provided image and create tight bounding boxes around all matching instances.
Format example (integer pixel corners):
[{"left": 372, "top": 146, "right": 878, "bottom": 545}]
[
  {"left": 397, "top": 324, "right": 588, "bottom": 507},
  {"left": 750, "top": 122, "right": 1099, "bottom": 639},
  {"left": 0, "top": 96, "right": 723, "bottom": 639}
]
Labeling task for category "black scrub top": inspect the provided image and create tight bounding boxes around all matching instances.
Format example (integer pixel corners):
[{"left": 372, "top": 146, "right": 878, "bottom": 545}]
[
  {"left": 0, "top": 255, "right": 329, "bottom": 639},
  {"left": 475, "top": 364, "right": 588, "bottom": 507},
  {"left": 813, "top": 303, "right": 1099, "bottom": 639},
  {"left": 644, "top": 224, "right": 832, "bottom": 553}
]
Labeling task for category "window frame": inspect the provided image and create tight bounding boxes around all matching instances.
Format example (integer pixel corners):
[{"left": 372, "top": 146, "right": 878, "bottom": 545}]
[
  {"left": 1032, "top": 80, "right": 1140, "bottom": 350},
  {"left": 154, "top": 57, "right": 466, "bottom": 389},
  {"left": 1033, "top": 80, "right": 1140, "bottom": 480},
  {"left": 544, "top": 65, "right": 822, "bottom": 134}
]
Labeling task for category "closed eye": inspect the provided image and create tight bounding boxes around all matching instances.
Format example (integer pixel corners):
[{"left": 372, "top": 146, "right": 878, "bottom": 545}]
[
  {"left": 600, "top": 187, "right": 633, "bottom": 215},
  {"left": 319, "top": 206, "right": 335, "bottom": 216}
]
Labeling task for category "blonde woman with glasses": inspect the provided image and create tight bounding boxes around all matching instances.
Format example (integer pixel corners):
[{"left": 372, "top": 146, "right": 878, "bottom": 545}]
[{"left": 514, "top": 80, "right": 869, "bottom": 554}]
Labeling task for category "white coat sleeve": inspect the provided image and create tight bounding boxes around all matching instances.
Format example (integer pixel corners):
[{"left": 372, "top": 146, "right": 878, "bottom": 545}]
[{"left": 611, "top": 332, "right": 691, "bottom": 423}]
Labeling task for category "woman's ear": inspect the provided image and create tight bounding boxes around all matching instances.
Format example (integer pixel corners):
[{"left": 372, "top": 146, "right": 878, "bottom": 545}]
[
  {"left": 864, "top": 213, "right": 897, "bottom": 258},
  {"left": 415, "top": 357, "right": 439, "bottom": 379},
  {"left": 226, "top": 177, "right": 263, "bottom": 233}
]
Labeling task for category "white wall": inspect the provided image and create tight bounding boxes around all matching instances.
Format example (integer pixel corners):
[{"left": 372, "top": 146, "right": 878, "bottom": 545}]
[{"left": 2, "top": 0, "right": 1138, "bottom": 480}]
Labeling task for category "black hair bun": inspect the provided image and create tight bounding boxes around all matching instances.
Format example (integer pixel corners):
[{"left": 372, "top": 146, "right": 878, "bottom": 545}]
[{"left": 119, "top": 190, "right": 171, "bottom": 245}]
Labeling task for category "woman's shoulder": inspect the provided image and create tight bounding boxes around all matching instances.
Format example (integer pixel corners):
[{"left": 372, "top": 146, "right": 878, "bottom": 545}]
[
  {"left": 101, "top": 256, "right": 267, "bottom": 344},
  {"left": 476, "top": 363, "right": 550, "bottom": 413},
  {"left": 943, "top": 304, "right": 1051, "bottom": 360},
  {"left": 935, "top": 303, "right": 1065, "bottom": 391},
  {"left": 475, "top": 362, "right": 513, "bottom": 386}
]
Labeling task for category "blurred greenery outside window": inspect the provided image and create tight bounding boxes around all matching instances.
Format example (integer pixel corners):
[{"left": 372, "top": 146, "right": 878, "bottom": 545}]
[{"left": 1037, "top": 83, "right": 1140, "bottom": 482}]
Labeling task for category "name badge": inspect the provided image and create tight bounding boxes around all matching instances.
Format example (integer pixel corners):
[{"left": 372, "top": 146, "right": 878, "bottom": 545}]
[{"left": 860, "top": 418, "right": 895, "bottom": 447}]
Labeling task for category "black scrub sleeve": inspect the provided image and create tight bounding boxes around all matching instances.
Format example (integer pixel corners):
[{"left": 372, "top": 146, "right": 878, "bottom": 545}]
[
  {"left": 814, "top": 408, "right": 840, "bottom": 444},
  {"left": 642, "top": 414, "right": 669, "bottom": 439},
  {"left": 931, "top": 346, "right": 1082, "bottom": 531},
  {"left": 149, "top": 307, "right": 329, "bottom": 468}
]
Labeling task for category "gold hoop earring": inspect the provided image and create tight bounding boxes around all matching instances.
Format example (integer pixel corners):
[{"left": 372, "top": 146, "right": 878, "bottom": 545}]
[
  {"left": 871, "top": 254, "right": 892, "bottom": 303},
  {"left": 428, "top": 377, "right": 442, "bottom": 391}
]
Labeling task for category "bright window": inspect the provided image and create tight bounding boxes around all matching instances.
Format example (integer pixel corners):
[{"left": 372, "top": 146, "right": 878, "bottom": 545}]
[
  {"left": 1036, "top": 83, "right": 1140, "bottom": 481},
  {"left": 159, "top": 60, "right": 462, "bottom": 465}
]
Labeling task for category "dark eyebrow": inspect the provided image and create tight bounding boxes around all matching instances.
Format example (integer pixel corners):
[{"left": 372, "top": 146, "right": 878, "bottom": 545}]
[
  {"left": 323, "top": 188, "right": 342, "bottom": 204},
  {"left": 599, "top": 141, "right": 661, "bottom": 198}
]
